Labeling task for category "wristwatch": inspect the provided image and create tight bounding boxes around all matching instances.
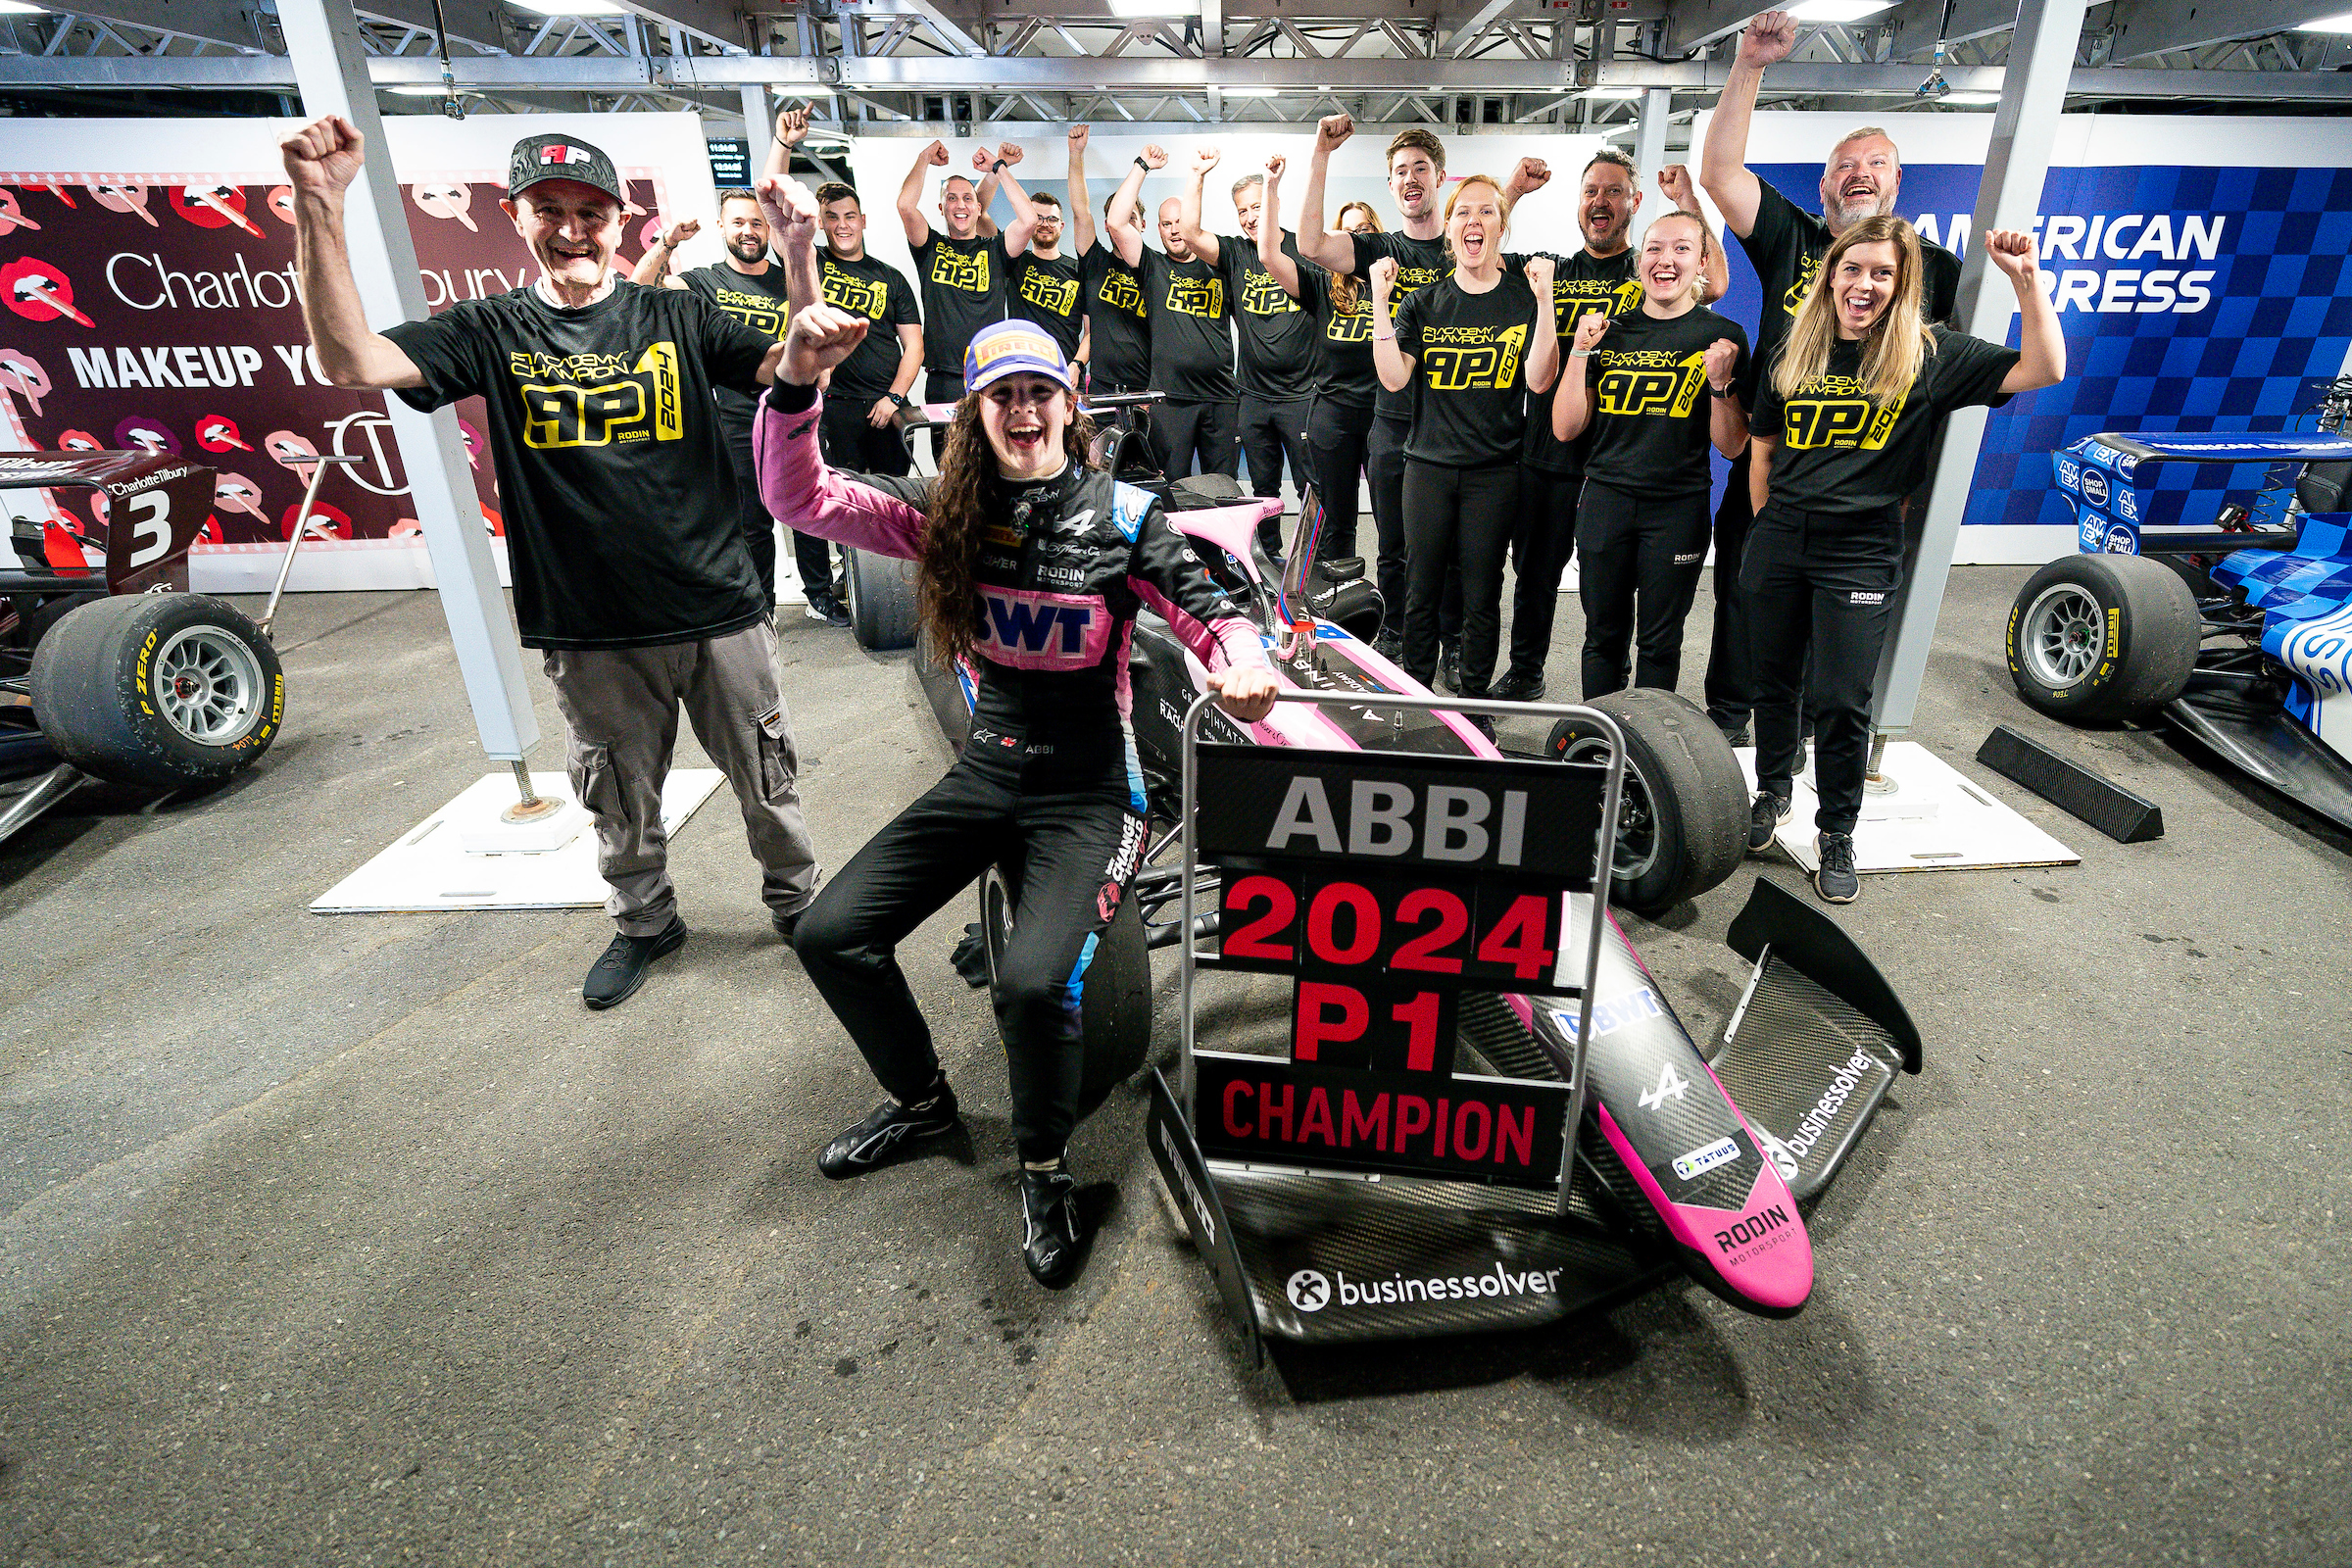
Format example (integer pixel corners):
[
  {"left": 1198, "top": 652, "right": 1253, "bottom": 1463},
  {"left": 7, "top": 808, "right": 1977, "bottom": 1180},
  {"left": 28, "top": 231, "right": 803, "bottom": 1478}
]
[
  {"left": 992, "top": 159, "right": 1007, "bottom": 174},
  {"left": 1708, "top": 383, "right": 1735, "bottom": 397},
  {"left": 888, "top": 392, "right": 912, "bottom": 409}
]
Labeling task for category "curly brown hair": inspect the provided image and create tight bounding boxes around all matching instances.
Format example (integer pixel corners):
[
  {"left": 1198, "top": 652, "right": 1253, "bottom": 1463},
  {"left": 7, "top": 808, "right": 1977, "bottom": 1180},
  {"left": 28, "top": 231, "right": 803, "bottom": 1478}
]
[{"left": 917, "top": 392, "right": 1100, "bottom": 665}]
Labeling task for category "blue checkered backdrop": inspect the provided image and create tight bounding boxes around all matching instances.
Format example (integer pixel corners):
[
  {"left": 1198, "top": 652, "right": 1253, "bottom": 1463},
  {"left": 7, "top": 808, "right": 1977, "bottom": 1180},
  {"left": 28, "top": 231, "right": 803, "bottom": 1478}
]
[{"left": 1708, "top": 118, "right": 2352, "bottom": 563}]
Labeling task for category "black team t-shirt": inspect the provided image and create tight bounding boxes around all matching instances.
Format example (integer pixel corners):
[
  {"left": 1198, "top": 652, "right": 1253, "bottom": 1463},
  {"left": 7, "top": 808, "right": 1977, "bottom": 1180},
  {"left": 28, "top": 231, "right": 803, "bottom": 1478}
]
[
  {"left": 1219, "top": 231, "right": 1315, "bottom": 403},
  {"left": 677, "top": 261, "right": 790, "bottom": 423},
  {"left": 1392, "top": 270, "right": 1544, "bottom": 468},
  {"left": 819, "top": 248, "right": 921, "bottom": 405},
  {"left": 1737, "top": 181, "right": 1962, "bottom": 406},
  {"left": 1082, "top": 240, "right": 1151, "bottom": 390},
  {"left": 1141, "top": 247, "right": 1237, "bottom": 403},
  {"left": 1579, "top": 305, "right": 1750, "bottom": 500},
  {"left": 1749, "top": 325, "right": 2018, "bottom": 514},
  {"left": 1010, "top": 250, "right": 1085, "bottom": 361},
  {"left": 911, "top": 227, "right": 1011, "bottom": 375},
  {"left": 1523, "top": 246, "right": 1644, "bottom": 474},
  {"left": 385, "top": 281, "right": 772, "bottom": 651},
  {"left": 1292, "top": 262, "right": 1377, "bottom": 410},
  {"left": 1352, "top": 229, "right": 1449, "bottom": 422}
]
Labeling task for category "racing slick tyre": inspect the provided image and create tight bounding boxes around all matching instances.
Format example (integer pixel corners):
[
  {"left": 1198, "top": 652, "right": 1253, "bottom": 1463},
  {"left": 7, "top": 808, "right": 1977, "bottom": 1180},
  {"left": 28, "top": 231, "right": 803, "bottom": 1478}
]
[
  {"left": 2006, "top": 553, "right": 2198, "bottom": 723},
  {"left": 1545, "top": 689, "right": 1747, "bottom": 918},
  {"left": 844, "top": 547, "right": 919, "bottom": 652},
  {"left": 28, "top": 592, "right": 283, "bottom": 791},
  {"left": 7, "top": 590, "right": 104, "bottom": 653},
  {"left": 980, "top": 864, "right": 1153, "bottom": 1120}
]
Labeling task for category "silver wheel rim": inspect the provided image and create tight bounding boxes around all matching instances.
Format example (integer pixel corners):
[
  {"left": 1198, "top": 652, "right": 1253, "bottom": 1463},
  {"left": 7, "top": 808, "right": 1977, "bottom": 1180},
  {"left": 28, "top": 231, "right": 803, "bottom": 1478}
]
[
  {"left": 845, "top": 554, "right": 862, "bottom": 620},
  {"left": 2022, "top": 583, "right": 2106, "bottom": 689},
  {"left": 151, "top": 624, "right": 265, "bottom": 745},
  {"left": 1558, "top": 735, "right": 1659, "bottom": 882}
]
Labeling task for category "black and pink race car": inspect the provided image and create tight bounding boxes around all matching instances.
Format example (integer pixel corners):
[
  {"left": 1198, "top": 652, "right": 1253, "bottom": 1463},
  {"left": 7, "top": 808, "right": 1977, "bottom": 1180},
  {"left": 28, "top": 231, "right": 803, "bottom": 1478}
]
[
  {"left": 844, "top": 413, "right": 1925, "bottom": 1350},
  {"left": 0, "top": 450, "right": 284, "bottom": 846}
]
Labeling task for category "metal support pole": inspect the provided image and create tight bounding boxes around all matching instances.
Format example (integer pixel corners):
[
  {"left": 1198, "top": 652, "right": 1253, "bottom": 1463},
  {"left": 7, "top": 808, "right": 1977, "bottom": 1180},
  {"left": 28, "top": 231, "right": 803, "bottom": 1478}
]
[
  {"left": 740, "top": 80, "right": 774, "bottom": 154},
  {"left": 1632, "top": 85, "right": 1671, "bottom": 243},
  {"left": 275, "top": 0, "right": 540, "bottom": 770},
  {"left": 257, "top": 452, "right": 365, "bottom": 638},
  {"left": 1870, "top": 0, "right": 2087, "bottom": 738}
]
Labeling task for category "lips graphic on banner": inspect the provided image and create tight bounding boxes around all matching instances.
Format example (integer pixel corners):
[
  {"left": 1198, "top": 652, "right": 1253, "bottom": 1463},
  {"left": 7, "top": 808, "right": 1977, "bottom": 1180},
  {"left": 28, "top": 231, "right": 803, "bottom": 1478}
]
[
  {"left": 57, "top": 427, "right": 100, "bottom": 453},
  {"left": 28, "top": 181, "right": 75, "bottom": 208},
  {"left": 283, "top": 499, "right": 353, "bottom": 540},
  {"left": 413, "top": 182, "right": 477, "bottom": 231},
  {"left": 0, "top": 188, "right": 38, "bottom": 235},
  {"left": 196, "top": 414, "right": 253, "bottom": 452},
  {"left": 267, "top": 184, "right": 295, "bottom": 224},
  {"left": 264, "top": 428, "right": 321, "bottom": 479},
  {"left": 170, "top": 183, "right": 263, "bottom": 237},
  {"left": 213, "top": 471, "right": 270, "bottom": 528},
  {"left": 90, "top": 183, "right": 159, "bottom": 226},
  {"left": 115, "top": 415, "right": 178, "bottom": 455},
  {"left": 0, "top": 258, "right": 92, "bottom": 327},
  {"left": 0, "top": 348, "right": 50, "bottom": 415}
]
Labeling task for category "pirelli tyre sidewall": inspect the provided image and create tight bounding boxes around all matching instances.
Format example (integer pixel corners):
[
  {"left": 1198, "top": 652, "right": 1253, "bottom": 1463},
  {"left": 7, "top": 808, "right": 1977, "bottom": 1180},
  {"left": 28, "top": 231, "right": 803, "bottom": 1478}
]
[
  {"left": 844, "top": 547, "right": 920, "bottom": 652},
  {"left": 979, "top": 863, "right": 1153, "bottom": 1118},
  {"left": 2006, "top": 553, "right": 2198, "bottom": 724},
  {"left": 28, "top": 592, "right": 284, "bottom": 791}
]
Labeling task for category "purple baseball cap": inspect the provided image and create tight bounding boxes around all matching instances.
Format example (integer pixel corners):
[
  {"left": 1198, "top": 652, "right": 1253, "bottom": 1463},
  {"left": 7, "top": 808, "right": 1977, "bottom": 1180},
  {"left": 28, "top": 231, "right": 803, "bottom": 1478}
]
[{"left": 961, "top": 320, "right": 1075, "bottom": 394}]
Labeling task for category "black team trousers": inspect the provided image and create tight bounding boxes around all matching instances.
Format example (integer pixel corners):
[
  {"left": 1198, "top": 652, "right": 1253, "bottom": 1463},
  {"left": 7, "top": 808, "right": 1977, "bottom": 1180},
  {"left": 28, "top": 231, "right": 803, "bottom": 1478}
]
[
  {"left": 1740, "top": 503, "right": 1905, "bottom": 836},
  {"left": 793, "top": 748, "right": 1146, "bottom": 1165},
  {"left": 1151, "top": 398, "right": 1240, "bottom": 482},
  {"left": 1303, "top": 396, "right": 1375, "bottom": 564},
  {"left": 1575, "top": 480, "right": 1711, "bottom": 699},
  {"left": 1504, "top": 466, "right": 1583, "bottom": 684},
  {"left": 1400, "top": 459, "right": 1516, "bottom": 694},
  {"left": 1370, "top": 415, "right": 1463, "bottom": 648}
]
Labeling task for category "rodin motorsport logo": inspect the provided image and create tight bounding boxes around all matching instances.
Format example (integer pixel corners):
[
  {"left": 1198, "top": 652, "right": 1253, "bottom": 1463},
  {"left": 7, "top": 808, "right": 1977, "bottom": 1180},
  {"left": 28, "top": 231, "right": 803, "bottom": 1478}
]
[{"left": 1283, "top": 1261, "right": 1568, "bottom": 1313}]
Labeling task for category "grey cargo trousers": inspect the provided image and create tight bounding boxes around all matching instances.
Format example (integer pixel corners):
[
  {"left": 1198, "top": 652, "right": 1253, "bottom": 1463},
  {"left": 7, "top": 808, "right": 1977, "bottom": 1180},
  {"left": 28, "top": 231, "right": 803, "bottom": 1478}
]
[{"left": 543, "top": 619, "right": 819, "bottom": 937}]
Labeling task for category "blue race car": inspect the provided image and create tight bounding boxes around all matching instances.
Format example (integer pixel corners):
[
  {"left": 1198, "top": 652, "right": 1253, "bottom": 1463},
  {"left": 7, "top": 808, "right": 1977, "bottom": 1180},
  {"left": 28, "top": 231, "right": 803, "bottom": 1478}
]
[{"left": 2005, "top": 378, "right": 2352, "bottom": 831}]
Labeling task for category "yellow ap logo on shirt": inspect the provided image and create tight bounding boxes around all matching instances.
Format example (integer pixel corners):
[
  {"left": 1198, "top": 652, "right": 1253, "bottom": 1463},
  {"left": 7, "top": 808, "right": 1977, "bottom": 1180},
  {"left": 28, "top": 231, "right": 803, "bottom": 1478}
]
[
  {"left": 1595, "top": 348, "right": 1709, "bottom": 418},
  {"left": 930, "top": 245, "right": 990, "bottom": 294},
  {"left": 1781, "top": 373, "right": 1908, "bottom": 450},
  {"left": 1097, "top": 270, "right": 1143, "bottom": 316},
  {"left": 824, "top": 267, "right": 886, "bottom": 319},
  {"left": 1240, "top": 269, "right": 1298, "bottom": 317},
  {"left": 1419, "top": 323, "right": 1527, "bottom": 391},
  {"left": 514, "top": 340, "right": 684, "bottom": 449},
  {"left": 1164, "top": 273, "right": 1224, "bottom": 318},
  {"left": 1019, "top": 270, "right": 1081, "bottom": 317}
]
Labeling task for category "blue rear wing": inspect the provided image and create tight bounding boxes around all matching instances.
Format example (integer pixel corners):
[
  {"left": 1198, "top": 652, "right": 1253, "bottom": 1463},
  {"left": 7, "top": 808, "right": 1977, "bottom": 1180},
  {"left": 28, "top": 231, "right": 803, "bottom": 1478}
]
[{"left": 2056, "top": 430, "right": 2352, "bottom": 557}]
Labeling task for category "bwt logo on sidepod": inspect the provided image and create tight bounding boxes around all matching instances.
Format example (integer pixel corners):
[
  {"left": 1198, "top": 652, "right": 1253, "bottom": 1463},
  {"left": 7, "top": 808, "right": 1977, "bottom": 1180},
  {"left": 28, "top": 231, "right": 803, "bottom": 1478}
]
[{"left": 2080, "top": 468, "right": 2111, "bottom": 509}]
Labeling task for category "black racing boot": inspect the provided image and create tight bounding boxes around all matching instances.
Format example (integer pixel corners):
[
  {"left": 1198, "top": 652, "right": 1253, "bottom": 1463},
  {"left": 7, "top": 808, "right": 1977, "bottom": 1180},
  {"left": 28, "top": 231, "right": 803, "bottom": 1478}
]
[
  {"left": 582, "top": 918, "right": 687, "bottom": 1010},
  {"left": 1438, "top": 642, "right": 1464, "bottom": 694},
  {"left": 1747, "top": 792, "right": 1791, "bottom": 854},
  {"left": 1813, "top": 832, "right": 1859, "bottom": 905},
  {"left": 1018, "top": 1162, "right": 1088, "bottom": 1287},
  {"left": 817, "top": 1077, "right": 961, "bottom": 1179}
]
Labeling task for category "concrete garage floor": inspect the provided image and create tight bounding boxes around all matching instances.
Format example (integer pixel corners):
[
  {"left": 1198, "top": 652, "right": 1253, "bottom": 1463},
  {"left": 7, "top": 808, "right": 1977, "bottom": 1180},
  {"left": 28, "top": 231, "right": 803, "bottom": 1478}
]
[{"left": 3, "top": 565, "right": 2349, "bottom": 1567}]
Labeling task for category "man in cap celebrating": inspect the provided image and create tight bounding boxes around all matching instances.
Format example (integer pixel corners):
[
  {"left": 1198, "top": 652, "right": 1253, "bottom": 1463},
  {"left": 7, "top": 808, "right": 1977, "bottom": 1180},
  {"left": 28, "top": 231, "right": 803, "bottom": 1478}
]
[{"left": 278, "top": 115, "right": 824, "bottom": 1009}]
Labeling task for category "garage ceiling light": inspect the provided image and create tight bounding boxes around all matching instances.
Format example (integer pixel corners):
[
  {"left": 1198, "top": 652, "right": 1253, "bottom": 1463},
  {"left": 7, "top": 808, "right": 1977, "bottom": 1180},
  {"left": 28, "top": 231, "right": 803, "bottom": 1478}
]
[
  {"left": 1583, "top": 85, "right": 1647, "bottom": 99},
  {"left": 1105, "top": 0, "right": 1196, "bottom": 16},
  {"left": 2294, "top": 9, "right": 2352, "bottom": 28},
  {"left": 0, "top": 2, "right": 49, "bottom": 13},
  {"left": 1939, "top": 90, "right": 2002, "bottom": 104},
  {"left": 1219, "top": 85, "right": 1282, "bottom": 96},
  {"left": 1788, "top": 0, "right": 1893, "bottom": 19},
  {"left": 510, "top": 0, "right": 628, "bottom": 15}
]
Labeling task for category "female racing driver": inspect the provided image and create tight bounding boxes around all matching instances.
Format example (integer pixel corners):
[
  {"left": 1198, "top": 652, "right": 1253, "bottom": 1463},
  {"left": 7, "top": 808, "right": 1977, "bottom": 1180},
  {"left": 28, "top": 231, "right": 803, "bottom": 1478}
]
[{"left": 757, "top": 198, "right": 1278, "bottom": 1285}]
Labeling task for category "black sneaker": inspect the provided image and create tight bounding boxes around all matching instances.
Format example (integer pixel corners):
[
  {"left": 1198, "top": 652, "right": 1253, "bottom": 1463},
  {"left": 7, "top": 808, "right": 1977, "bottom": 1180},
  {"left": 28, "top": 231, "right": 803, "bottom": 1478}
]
[
  {"left": 1814, "top": 832, "right": 1860, "bottom": 905},
  {"left": 805, "top": 592, "right": 852, "bottom": 629},
  {"left": 1747, "top": 792, "right": 1790, "bottom": 854},
  {"left": 1720, "top": 725, "right": 1752, "bottom": 749},
  {"left": 1488, "top": 668, "right": 1545, "bottom": 703},
  {"left": 817, "top": 1080, "right": 962, "bottom": 1179},
  {"left": 1438, "top": 643, "right": 1464, "bottom": 695},
  {"left": 582, "top": 918, "right": 688, "bottom": 1010},
  {"left": 1019, "top": 1164, "right": 1089, "bottom": 1287},
  {"left": 1371, "top": 630, "right": 1404, "bottom": 663},
  {"left": 1465, "top": 712, "right": 1497, "bottom": 743}
]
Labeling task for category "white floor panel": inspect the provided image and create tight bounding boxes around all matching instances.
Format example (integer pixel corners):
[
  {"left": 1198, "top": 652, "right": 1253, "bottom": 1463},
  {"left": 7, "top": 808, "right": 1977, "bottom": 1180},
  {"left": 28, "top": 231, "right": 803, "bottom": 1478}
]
[
  {"left": 1735, "top": 741, "right": 2079, "bottom": 876},
  {"left": 312, "top": 769, "right": 724, "bottom": 913}
]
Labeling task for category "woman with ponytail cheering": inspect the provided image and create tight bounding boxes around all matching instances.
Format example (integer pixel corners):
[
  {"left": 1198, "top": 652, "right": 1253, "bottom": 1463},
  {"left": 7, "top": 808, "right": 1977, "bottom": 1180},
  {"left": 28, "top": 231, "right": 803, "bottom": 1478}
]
[
  {"left": 1371, "top": 174, "right": 1557, "bottom": 719},
  {"left": 1745, "top": 218, "right": 2063, "bottom": 904}
]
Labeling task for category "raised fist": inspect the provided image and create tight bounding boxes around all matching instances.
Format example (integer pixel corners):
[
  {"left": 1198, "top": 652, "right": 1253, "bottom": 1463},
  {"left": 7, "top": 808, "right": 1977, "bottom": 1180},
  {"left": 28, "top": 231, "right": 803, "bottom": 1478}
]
[
  {"left": 1984, "top": 226, "right": 2039, "bottom": 285},
  {"left": 1264, "top": 154, "right": 1287, "bottom": 182},
  {"left": 1368, "top": 255, "right": 1398, "bottom": 298},
  {"left": 1140, "top": 145, "right": 1169, "bottom": 171},
  {"left": 757, "top": 174, "right": 819, "bottom": 257},
  {"left": 782, "top": 302, "right": 871, "bottom": 387},
  {"left": 1703, "top": 338, "right": 1740, "bottom": 389},
  {"left": 1739, "top": 10, "right": 1796, "bottom": 68},
  {"left": 1507, "top": 157, "right": 1551, "bottom": 200},
  {"left": 1523, "top": 254, "right": 1555, "bottom": 294},
  {"left": 1316, "top": 113, "right": 1355, "bottom": 152},
  {"left": 1658, "top": 164, "right": 1696, "bottom": 212},
  {"left": 922, "top": 139, "right": 952, "bottom": 168},
  {"left": 1192, "top": 146, "right": 1222, "bottom": 176},
  {"left": 776, "top": 106, "right": 808, "bottom": 147},
  {"left": 279, "top": 115, "right": 367, "bottom": 200},
  {"left": 660, "top": 218, "right": 702, "bottom": 249},
  {"left": 972, "top": 147, "right": 994, "bottom": 173},
  {"left": 997, "top": 141, "right": 1024, "bottom": 167},
  {"left": 1573, "top": 310, "right": 1611, "bottom": 352},
  {"left": 1068, "top": 124, "right": 1090, "bottom": 153}
]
